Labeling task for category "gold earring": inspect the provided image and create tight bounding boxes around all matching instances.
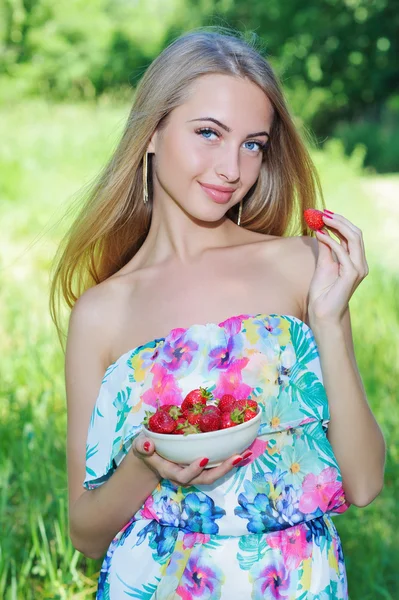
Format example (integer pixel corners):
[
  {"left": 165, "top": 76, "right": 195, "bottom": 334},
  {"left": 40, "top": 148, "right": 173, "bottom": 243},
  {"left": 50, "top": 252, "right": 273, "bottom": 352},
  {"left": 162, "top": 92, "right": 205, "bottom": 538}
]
[
  {"left": 143, "top": 152, "right": 149, "bottom": 204},
  {"left": 237, "top": 199, "right": 243, "bottom": 226}
]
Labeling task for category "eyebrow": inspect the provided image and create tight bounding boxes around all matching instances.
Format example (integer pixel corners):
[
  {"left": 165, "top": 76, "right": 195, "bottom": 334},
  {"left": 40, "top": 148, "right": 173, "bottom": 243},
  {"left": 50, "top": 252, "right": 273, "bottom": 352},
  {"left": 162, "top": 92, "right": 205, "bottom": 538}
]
[{"left": 187, "top": 117, "right": 270, "bottom": 139}]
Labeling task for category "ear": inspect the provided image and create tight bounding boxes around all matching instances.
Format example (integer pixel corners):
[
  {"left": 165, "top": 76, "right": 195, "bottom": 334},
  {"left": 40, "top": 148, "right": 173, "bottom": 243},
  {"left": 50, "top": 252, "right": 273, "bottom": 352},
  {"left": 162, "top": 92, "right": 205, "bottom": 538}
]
[{"left": 147, "top": 129, "right": 158, "bottom": 153}]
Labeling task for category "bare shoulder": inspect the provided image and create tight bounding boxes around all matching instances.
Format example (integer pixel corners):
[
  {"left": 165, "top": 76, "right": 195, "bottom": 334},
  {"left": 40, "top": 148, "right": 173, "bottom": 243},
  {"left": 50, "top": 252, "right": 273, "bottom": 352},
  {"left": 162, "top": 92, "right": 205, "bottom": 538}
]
[
  {"left": 66, "top": 284, "right": 109, "bottom": 368},
  {"left": 67, "top": 276, "right": 128, "bottom": 369},
  {"left": 280, "top": 235, "right": 320, "bottom": 324},
  {"left": 290, "top": 234, "right": 320, "bottom": 269}
]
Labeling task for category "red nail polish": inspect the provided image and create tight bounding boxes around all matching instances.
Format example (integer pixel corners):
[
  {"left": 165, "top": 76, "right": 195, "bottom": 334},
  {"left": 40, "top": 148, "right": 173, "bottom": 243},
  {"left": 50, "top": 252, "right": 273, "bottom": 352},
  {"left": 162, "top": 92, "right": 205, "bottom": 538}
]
[
  {"left": 323, "top": 213, "right": 333, "bottom": 219},
  {"left": 232, "top": 456, "right": 243, "bottom": 466},
  {"left": 143, "top": 442, "right": 150, "bottom": 452},
  {"left": 242, "top": 451, "right": 253, "bottom": 460},
  {"left": 318, "top": 230, "right": 326, "bottom": 234},
  {"left": 199, "top": 458, "right": 209, "bottom": 467},
  {"left": 324, "top": 209, "right": 334, "bottom": 214}
]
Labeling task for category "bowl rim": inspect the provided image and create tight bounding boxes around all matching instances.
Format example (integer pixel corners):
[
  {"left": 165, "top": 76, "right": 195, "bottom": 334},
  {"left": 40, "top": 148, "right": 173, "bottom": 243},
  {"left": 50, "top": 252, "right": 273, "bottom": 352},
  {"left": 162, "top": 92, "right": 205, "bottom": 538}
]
[{"left": 143, "top": 408, "right": 261, "bottom": 440}]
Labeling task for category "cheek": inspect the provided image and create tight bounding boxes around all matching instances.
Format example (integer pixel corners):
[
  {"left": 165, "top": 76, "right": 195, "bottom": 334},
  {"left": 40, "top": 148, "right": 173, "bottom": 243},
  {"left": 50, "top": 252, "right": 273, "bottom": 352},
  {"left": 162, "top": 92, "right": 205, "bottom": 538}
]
[
  {"left": 160, "top": 135, "right": 209, "bottom": 177},
  {"left": 241, "top": 155, "right": 263, "bottom": 185}
]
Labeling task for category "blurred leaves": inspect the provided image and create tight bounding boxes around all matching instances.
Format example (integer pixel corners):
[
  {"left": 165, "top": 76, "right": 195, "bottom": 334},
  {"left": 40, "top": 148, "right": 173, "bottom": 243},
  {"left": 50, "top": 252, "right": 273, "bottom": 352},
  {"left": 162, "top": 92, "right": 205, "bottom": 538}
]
[
  {"left": 0, "top": 97, "right": 398, "bottom": 599},
  {"left": 0, "top": 0, "right": 397, "bottom": 171}
]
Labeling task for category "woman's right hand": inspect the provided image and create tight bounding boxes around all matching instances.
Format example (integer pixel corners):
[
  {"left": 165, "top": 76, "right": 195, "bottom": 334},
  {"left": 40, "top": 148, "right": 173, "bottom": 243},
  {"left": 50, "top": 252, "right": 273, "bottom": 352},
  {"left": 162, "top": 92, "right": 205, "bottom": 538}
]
[{"left": 131, "top": 432, "right": 252, "bottom": 487}]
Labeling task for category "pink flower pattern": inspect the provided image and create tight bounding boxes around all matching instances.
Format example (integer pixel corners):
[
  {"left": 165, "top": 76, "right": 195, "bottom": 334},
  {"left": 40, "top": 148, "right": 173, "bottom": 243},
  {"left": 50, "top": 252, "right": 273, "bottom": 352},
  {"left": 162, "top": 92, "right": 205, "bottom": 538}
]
[
  {"left": 251, "top": 559, "right": 290, "bottom": 599},
  {"left": 160, "top": 330, "right": 199, "bottom": 372},
  {"left": 299, "top": 467, "right": 343, "bottom": 513},
  {"left": 268, "top": 525, "right": 312, "bottom": 570},
  {"left": 141, "top": 363, "right": 183, "bottom": 408},
  {"left": 176, "top": 547, "right": 224, "bottom": 599},
  {"left": 213, "top": 357, "right": 251, "bottom": 398}
]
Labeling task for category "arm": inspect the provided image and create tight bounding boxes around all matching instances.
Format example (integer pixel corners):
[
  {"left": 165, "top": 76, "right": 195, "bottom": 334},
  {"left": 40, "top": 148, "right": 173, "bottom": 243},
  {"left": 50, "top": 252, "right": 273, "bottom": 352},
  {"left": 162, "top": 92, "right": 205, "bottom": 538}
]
[
  {"left": 299, "top": 225, "right": 385, "bottom": 508},
  {"left": 310, "top": 306, "right": 386, "bottom": 507},
  {"left": 66, "top": 289, "right": 161, "bottom": 559}
]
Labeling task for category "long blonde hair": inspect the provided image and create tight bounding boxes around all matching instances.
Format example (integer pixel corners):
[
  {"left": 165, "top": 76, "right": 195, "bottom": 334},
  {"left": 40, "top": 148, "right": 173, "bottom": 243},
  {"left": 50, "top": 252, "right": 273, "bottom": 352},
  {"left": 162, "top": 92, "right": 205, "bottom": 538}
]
[{"left": 50, "top": 28, "right": 324, "bottom": 342}]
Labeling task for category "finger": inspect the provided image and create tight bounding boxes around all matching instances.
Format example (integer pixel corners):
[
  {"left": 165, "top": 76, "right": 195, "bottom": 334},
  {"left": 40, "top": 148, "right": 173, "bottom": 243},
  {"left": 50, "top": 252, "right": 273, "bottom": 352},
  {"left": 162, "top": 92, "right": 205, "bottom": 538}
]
[
  {"left": 149, "top": 455, "right": 211, "bottom": 486},
  {"left": 323, "top": 211, "right": 360, "bottom": 236},
  {"left": 329, "top": 213, "right": 367, "bottom": 269},
  {"left": 190, "top": 451, "right": 253, "bottom": 485},
  {"left": 322, "top": 214, "right": 365, "bottom": 272},
  {"left": 315, "top": 229, "right": 358, "bottom": 278},
  {"left": 320, "top": 225, "right": 349, "bottom": 253},
  {"left": 132, "top": 434, "right": 156, "bottom": 458}
]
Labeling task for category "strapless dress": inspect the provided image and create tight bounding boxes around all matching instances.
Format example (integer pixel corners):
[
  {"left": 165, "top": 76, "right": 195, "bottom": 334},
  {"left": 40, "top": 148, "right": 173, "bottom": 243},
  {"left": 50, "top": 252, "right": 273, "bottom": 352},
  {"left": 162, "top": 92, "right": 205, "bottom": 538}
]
[{"left": 84, "top": 313, "right": 350, "bottom": 599}]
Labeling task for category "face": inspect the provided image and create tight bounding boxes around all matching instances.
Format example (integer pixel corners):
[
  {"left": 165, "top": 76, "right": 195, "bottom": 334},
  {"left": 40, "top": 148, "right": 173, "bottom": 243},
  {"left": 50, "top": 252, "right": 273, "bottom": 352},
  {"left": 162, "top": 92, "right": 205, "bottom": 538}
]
[{"left": 148, "top": 73, "right": 274, "bottom": 222}]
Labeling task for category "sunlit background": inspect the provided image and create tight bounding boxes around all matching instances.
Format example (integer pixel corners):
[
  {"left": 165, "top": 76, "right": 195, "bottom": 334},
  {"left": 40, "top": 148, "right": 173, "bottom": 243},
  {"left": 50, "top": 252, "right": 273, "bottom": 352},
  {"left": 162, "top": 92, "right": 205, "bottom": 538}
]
[{"left": 0, "top": 1, "right": 398, "bottom": 598}]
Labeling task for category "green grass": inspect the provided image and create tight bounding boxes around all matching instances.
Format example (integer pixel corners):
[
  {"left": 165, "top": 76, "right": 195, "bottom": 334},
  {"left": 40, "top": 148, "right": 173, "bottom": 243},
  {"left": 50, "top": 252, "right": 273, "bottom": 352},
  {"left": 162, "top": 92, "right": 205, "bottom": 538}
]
[{"left": 0, "top": 100, "right": 398, "bottom": 599}]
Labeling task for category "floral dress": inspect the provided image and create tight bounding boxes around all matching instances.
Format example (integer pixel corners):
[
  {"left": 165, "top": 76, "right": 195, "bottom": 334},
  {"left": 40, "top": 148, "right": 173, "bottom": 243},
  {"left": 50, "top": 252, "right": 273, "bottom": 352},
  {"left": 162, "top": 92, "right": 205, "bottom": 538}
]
[{"left": 84, "top": 313, "right": 350, "bottom": 599}]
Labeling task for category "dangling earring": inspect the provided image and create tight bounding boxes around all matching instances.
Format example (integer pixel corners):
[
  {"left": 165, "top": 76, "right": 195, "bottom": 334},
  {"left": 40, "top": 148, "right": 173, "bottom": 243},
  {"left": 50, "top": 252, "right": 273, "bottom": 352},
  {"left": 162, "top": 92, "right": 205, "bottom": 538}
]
[
  {"left": 237, "top": 199, "right": 243, "bottom": 226},
  {"left": 143, "top": 152, "right": 149, "bottom": 204}
]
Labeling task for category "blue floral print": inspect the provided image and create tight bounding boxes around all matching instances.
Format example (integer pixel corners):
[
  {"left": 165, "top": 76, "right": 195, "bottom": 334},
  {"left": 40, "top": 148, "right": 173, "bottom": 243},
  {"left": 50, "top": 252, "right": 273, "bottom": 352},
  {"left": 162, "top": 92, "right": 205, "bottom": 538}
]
[{"left": 180, "top": 492, "right": 226, "bottom": 534}]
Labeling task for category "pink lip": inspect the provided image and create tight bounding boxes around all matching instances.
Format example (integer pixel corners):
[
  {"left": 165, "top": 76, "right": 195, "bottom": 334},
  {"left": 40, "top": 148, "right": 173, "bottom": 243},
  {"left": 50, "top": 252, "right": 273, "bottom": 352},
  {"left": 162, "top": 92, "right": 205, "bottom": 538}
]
[{"left": 199, "top": 182, "right": 236, "bottom": 204}]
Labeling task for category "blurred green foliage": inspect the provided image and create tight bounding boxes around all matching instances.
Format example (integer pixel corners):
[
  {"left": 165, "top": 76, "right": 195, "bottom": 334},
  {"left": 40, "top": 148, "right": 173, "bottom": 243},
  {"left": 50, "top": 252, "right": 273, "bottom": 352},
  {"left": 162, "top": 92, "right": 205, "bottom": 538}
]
[
  {"left": 0, "top": 100, "right": 398, "bottom": 599},
  {"left": 0, "top": 0, "right": 397, "bottom": 171}
]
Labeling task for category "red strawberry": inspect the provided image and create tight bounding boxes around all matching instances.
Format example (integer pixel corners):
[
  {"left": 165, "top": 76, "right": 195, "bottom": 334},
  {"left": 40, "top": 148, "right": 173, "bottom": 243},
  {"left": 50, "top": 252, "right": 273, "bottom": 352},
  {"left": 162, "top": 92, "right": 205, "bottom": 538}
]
[
  {"left": 221, "top": 412, "right": 235, "bottom": 429},
  {"left": 221, "top": 406, "right": 245, "bottom": 429},
  {"left": 203, "top": 405, "right": 221, "bottom": 417},
  {"left": 235, "top": 399, "right": 258, "bottom": 413},
  {"left": 303, "top": 209, "right": 325, "bottom": 231},
  {"left": 218, "top": 394, "right": 237, "bottom": 412},
  {"left": 174, "top": 416, "right": 189, "bottom": 434},
  {"left": 187, "top": 411, "right": 202, "bottom": 426},
  {"left": 182, "top": 387, "right": 213, "bottom": 412},
  {"left": 175, "top": 418, "right": 201, "bottom": 435},
  {"left": 148, "top": 410, "right": 177, "bottom": 434},
  {"left": 160, "top": 404, "right": 182, "bottom": 420},
  {"left": 199, "top": 409, "right": 221, "bottom": 432},
  {"left": 182, "top": 401, "right": 204, "bottom": 425},
  {"left": 243, "top": 409, "right": 257, "bottom": 422}
]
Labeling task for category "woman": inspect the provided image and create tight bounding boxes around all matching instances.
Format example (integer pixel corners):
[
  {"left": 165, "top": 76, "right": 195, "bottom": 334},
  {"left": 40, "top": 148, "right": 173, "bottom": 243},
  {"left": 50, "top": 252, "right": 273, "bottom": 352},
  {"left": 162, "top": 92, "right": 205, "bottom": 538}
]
[{"left": 51, "top": 29, "right": 385, "bottom": 599}]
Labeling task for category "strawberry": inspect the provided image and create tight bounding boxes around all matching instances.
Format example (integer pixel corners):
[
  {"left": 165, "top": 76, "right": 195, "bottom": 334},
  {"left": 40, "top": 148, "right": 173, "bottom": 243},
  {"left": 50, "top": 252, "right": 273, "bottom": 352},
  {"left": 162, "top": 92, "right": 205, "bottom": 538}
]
[
  {"left": 175, "top": 418, "right": 200, "bottom": 435},
  {"left": 199, "top": 408, "right": 221, "bottom": 432},
  {"left": 303, "top": 208, "right": 325, "bottom": 231},
  {"left": 148, "top": 410, "right": 177, "bottom": 434},
  {"left": 221, "top": 406, "right": 245, "bottom": 429},
  {"left": 243, "top": 409, "right": 257, "bottom": 422},
  {"left": 187, "top": 411, "right": 202, "bottom": 426},
  {"left": 220, "top": 412, "right": 235, "bottom": 429},
  {"left": 174, "top": 416, "right": 188, "bottom": 433},
  {"left": 218, "top": 394, "right": 237, "bottom": 412},
  {"left": 235, "top": 399, "right": 258, "bottom": 413},
  {"left": 160, "top": 404, "right": 182, "bottom": 420},
  {"left": 203, "top": 404, "right": 221, "bottom": 417},
  {"left": 182, "top": 387, "right": 213, "bottom": 412}
]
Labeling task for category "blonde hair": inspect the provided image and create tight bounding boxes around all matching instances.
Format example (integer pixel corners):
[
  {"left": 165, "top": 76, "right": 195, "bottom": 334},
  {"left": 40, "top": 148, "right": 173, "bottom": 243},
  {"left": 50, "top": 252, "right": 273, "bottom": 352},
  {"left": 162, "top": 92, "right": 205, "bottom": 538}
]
[{"left": 50, "top": 28, "right": 324, "bottom": 342}]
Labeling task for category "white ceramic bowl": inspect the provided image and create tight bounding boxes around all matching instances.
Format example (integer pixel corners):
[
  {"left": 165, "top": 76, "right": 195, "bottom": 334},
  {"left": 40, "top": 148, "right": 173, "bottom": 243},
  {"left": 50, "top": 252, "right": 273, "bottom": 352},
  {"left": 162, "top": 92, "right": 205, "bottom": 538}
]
[{"left": 143, "top": 409, "right": 261, "bottom": 468}]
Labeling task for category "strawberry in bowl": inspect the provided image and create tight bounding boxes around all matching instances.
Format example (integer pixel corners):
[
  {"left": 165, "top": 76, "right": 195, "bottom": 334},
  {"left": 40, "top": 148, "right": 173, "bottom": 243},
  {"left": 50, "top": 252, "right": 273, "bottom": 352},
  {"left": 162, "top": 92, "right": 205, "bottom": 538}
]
[{"left": 142, "top": 389, "right": 261, "bottom": 468}]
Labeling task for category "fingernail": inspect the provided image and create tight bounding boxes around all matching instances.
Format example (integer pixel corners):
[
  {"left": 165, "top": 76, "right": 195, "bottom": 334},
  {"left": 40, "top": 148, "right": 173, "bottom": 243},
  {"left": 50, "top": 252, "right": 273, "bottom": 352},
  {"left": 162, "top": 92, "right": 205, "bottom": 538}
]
[
  {"left": 318, "top": 229, "right": 326, "bottom": 234},
  {"left": 199, "top": 458, "right": 209, "bottom": 467},
  {"left": 242, "top": 451, "right": 253, "bottom": 460},
  {"left": 324, "top": 209, "right": 334, "bottom": 214},
  {"left": 323, "top": 213, "right": 333, "bottom": 219},
  {"left": 232, "top": 456, "right": 243, "bottom": 466},
  {"left": 143, "top": 442, "right": 150, "bottom": 452}
]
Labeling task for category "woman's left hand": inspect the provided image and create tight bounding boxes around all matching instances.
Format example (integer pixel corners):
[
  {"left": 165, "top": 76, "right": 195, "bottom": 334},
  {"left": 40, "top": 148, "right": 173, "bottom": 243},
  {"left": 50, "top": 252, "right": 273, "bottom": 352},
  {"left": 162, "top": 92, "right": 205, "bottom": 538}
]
[{"left": 308, "top": 210, "right": 369, "bottom": 325}]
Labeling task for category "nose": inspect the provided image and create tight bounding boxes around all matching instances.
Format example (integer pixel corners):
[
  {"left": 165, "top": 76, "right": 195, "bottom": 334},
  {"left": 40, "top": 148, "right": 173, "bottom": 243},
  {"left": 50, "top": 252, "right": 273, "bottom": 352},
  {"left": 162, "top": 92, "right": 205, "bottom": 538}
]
[{"left": 215, "top": 146, "right": 240, "bottom": 183}]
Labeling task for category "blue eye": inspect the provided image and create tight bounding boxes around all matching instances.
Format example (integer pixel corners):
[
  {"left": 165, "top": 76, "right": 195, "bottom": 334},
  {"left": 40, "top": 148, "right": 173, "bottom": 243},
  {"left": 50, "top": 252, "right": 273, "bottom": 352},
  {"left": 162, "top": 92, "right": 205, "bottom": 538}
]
[
  {"left": 244, "top": 141, "right": 266, "bottom": 152},
  {"left": 196, "top": 127, "right": 219, "bottom": 140}
]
